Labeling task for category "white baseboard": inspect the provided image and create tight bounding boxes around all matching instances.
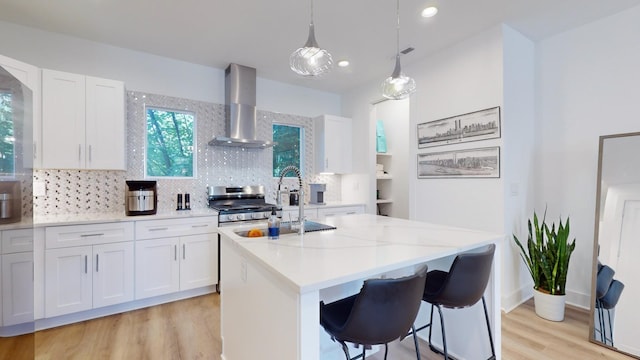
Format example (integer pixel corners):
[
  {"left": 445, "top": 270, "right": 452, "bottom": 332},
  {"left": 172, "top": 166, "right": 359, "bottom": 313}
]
[
  {"left": 502, "top": 285, "right": 591, "bottom": 312},
  {"left": 502, "top": 284, "right": 533, "bottom": 313},
  {"left": 35, "top": 286, "right": 215, "bottom": 331}
]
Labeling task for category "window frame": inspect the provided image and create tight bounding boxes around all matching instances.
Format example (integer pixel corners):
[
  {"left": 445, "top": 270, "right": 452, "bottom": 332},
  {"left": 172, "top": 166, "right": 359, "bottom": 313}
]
[{"left": 144, "top": 105, "right": 197, "bottom": 179}]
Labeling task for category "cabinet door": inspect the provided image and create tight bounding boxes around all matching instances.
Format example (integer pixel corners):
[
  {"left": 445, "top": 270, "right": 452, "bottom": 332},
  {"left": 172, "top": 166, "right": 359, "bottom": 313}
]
[
  {"left": 45, "top": 246, "right": 92, "bottom": 317},
  {"left": 93, "top": 242, "right": 134, "bottom": 308},
  {"left": 2, "top": 252, "right": 34, "bottom": 326},
  {"left": 85, "top": 76, "right": 125, "bottom": 170},
  {"left": 42, "top": 69, "right": 86, "bottom": 169},
  {"left": 135, "top": 238, "right": 179, "bottom": 299},
  {"left": 0, "top": 55, "right": 41, "bottom": 168},
  {"left": 179, "top": 233, "right": 218, "bottom": 291},
  {"left": 314, "top": 115, "right": 352, "bottom": 174}
]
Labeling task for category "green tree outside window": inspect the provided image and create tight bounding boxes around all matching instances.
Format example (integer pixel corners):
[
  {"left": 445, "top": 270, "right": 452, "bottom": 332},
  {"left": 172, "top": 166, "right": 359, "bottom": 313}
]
[
  {"left": 0, "top": 91, "right": 14, "bottom": 175},
  {"left": 273, "top": 124, "right": 302, "bottom": 177},
  {"left": 146, "top": 107, "right": 195, "bottom": 178}
]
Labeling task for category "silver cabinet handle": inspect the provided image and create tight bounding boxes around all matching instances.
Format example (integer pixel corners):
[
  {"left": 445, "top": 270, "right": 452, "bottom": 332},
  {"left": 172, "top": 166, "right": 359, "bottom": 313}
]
[
  {"left": 183, "top": 244, "right": 186, "bottom": 260},
  {"left": 96, "top": 254, "right": 99, "bottom": 272},
  {"left": 84, "top": 255, "right": 88, "bottom": 274},
  {"left": 174, "top": 245, "right": 177, "bottom": 261},
  {"left": 78, "top": 144, "right": 82, "bottom": 161},
  {"left": 81, "top": 233, "right": 104, "bottom": 238},
  {"left": 149, "top": 227, "right": 168, "bottom": 232},
  {"left": 33, "top": 143, "right": 37, "bottom": 159},
  {"left": 325, "top": 158, "right": 328, "bottom": 168},
  {"left": 191, "top": 224, "right": 208, "bottom": 228},
  {"left": 88, "top": 145, "right": 92, "bottom": 162}
]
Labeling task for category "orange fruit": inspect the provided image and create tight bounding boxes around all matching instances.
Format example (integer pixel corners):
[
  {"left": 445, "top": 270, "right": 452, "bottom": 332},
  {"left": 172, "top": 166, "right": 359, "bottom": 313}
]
[{"left": 247, "top": 229, "right": 263, "bottom": 237}]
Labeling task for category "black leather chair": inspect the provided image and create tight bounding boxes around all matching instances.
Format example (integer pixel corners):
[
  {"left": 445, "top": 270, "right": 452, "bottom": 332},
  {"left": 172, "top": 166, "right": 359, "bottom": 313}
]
[
  {"left": 596, "top": 278, "right": 624, "bottom": 346},
  {"left": 413, "top": 244, "right": 496, "bottom": 360},
  {"left": 320, "top": 266, "right": 428, "bottom": 360}
]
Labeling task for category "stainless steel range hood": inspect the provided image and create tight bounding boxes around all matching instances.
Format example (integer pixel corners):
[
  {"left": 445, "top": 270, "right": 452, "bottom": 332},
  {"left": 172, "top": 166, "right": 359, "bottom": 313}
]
[{"left": 208, "top": 63, "right": 275, "bottom": 148}]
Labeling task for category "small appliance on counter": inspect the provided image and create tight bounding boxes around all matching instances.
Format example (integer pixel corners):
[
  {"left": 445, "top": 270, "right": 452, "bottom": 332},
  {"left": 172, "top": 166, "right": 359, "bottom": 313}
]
[
  {"left": 309, "top": 183, "right": 326, "bottom": 205},
  {"left": 125, "top": 180, "right": 157, "bottom": 216},
  {"left": 0, "top": 181, "right": 21, "bottom": 224}
]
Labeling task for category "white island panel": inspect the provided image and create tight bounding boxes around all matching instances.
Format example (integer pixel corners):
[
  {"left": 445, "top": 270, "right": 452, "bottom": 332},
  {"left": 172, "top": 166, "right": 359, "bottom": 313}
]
[{"left": 219, "top": 214, "right": 503, "bottom": 360}]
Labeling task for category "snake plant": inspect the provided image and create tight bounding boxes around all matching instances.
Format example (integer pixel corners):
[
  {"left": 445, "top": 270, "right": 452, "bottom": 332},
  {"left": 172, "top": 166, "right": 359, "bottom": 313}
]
[{"left": 513, "top": 210, "right": 576, "bottom": 295}]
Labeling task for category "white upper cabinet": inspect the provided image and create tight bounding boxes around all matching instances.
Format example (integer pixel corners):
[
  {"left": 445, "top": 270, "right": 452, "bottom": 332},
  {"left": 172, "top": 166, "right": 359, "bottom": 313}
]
[
  {"left": 314, "top": 115, "right": 353, "bottom": 174},
  {"left": 85, "top": 76, "right": 126, "bottom": 170},
  {"left": 42, "top": 69, "right": 125, "bottom": 170},
  {"left": 0, "top": 54, "right": 42, "bottom": 168}
]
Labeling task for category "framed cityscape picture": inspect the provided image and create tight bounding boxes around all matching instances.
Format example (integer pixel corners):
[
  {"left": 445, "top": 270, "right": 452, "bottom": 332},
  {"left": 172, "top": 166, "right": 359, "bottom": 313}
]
[
  {"left": 417, "top": 107, "right": 501, "bottom": 148},
  {"left": 417, "top": 146, "right": 500, "bottom": 179}
]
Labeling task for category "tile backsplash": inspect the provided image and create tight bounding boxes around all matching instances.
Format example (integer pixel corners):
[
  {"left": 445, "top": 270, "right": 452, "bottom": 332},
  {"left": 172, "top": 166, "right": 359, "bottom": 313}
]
[{"left": 33, "top": 91, "right": 341, "bottom": 216}]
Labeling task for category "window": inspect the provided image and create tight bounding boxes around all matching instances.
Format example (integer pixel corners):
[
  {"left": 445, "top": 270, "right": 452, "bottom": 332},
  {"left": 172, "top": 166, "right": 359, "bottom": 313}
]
[
  {"left": 0, "top": 90, "right": 14, "bottom": 175},
  {"left": 273, "top": 124, "right": 303, "bottom": 177},
  {"left": 146, "top": 107, "right": 195, "bottom": 178}
]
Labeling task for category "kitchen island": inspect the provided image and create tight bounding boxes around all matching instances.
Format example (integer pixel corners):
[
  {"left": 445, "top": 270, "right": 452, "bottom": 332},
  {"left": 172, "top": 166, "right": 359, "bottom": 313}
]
[{"left": 218, "top": 214, "right": 503, "bottom": 360}]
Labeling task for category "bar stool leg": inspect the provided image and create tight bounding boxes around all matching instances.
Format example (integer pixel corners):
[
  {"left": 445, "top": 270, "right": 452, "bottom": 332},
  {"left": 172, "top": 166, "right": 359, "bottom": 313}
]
[{"left": 481, "top": 296, "right": 496, "bottom": 359}]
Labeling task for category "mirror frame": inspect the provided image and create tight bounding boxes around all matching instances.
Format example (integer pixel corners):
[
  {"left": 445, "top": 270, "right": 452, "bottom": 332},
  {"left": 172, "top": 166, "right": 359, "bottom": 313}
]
[{"left": 589, "top": 131, "right": 640, "bottom": 358}]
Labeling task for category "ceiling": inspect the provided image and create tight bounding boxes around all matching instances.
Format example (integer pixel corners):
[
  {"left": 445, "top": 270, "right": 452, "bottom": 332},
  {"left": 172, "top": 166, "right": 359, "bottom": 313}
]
[{"left": 1, "top": 0, "right": 639, "bottom": 94}]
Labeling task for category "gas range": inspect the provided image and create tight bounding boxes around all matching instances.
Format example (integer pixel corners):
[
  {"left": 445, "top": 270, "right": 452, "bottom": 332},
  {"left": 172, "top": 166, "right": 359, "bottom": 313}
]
[{"left": 207, "top": 185, "right": 281, "bottom": 225}]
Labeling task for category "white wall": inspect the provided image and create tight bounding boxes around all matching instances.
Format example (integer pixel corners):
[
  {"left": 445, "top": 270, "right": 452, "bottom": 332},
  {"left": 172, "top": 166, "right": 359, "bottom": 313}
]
[
  {"left": 536, "top": 4, "right": 640, "bottom": 308},
  {"left": 0, "top": 20, "right": 340, "bottom": 117},
  {"left": 405, "top": 27, "right": 504, "bottom": 233},
  {"left": 501, "top": 26, "right": 536, "bottom": 311}
]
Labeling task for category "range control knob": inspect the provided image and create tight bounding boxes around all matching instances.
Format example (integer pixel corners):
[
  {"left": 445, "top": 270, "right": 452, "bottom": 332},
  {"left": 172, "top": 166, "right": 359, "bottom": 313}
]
[{"left": 227, "top": 214, "right": 237, "bottom": 221}]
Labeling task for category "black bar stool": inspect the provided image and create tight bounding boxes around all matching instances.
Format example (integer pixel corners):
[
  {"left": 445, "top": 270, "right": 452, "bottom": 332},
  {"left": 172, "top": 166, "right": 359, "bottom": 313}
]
[
  {"left": 320, "top": 266, "right": 428, "bottom": 360},
  {"left": 412, "top": 244, "right": 496, "bottom": 360}
]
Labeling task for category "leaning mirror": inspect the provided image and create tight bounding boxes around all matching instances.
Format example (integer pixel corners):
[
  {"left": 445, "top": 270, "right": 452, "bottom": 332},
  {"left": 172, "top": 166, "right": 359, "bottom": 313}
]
[{"left": 590, "top": 132, "right": 640, "bottom": 358}]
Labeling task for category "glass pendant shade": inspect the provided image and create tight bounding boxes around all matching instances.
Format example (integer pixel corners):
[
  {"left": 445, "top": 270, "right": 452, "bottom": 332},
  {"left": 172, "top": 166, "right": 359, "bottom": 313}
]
[
  {"left": 290, "top": 23, "right": 333, "bottom": 77},
  {"left": 381, "top": 0, "right": 416, "bottom": 99},
  {"left": 381, "top": 55, "right": 416, "bottom": 100}
]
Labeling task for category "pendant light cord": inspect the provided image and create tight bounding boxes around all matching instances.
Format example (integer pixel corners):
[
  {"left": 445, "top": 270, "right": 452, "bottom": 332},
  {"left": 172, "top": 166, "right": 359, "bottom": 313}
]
[
  {"left": 396, "top": 0, "right": 400, "bottom": 57},
  {"left": 310, "top": 0, "right": 315, "bottom": 26}
]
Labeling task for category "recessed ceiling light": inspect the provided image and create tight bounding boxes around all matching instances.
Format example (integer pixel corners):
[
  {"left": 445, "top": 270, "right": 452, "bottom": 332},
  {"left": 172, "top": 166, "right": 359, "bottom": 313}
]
[
  {"left": 421, "top": 6, "right": 438, "bottom": 18},
  {"left": 337, "top": 60, "right": 350, "bottom": 67}
]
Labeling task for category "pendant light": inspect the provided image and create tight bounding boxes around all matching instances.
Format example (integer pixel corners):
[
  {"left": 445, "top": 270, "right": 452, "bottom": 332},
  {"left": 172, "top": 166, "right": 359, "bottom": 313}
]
[
  {"left": 381, "top": 0, "right": 416, "bottom": 99},
  {"left": 290, "top": 0, "right": 333, "bottom": 77}
]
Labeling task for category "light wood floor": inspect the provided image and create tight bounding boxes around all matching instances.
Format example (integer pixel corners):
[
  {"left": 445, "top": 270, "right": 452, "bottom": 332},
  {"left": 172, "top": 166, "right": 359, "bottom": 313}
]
[{"left": 0, "top": 295, "right": 634, "bottom": 360}]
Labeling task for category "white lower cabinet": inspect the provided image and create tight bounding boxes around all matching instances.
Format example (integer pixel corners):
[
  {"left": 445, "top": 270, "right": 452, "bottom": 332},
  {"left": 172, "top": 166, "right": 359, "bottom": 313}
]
[
  {"left": 44, "top": 222, "right": 135, "bottom": 318},
  {"left": 45, "top": 241, "right": 134, "bottom": 317},
  {"left": 93, "top": 242, "right": 134, "bottom": 308},
  {"left": 45, "top": 246, "right": 92, "bottom": 317},
  {"left": 2, "top": 252, "right": 34, "bottom": 326},
  {"left": 1, "top": 228, "right": 35, "bottom": 327},
  {"left": 134, "top": 237, "right": 179, "bottom": 299},
  {"left": 135, "top": 232, "right": 218, "bottom": 299}
]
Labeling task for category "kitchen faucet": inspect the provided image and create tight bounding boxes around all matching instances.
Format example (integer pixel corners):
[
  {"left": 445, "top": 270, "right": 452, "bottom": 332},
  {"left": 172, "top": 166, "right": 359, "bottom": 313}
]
[{"left": 277, "top": 165, "right": 304, "bottom": 235}]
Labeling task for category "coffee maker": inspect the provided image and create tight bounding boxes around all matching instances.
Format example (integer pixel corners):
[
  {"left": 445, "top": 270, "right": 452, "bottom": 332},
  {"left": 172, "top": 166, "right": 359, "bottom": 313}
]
[
  {"left": 125, "top": 180, "right": 157, "bottom": 216},
  {"left": 309, "top": 183, "right": 326, "bottom": 205}
]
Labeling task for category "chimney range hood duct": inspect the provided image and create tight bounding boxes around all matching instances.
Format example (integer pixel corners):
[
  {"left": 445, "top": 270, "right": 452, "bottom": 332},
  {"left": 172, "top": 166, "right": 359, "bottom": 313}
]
[{"left": 208, "top": 63, "right": 275, "bottom": 148}]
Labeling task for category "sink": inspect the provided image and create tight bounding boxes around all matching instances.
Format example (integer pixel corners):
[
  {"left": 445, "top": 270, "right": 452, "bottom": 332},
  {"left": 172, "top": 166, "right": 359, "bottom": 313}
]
[{"left": 234, "top": 220, "right": 336, "bottom": 238}]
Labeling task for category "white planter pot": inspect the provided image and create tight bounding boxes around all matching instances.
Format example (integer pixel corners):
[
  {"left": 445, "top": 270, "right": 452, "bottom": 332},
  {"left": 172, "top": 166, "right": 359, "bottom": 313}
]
[{"left": 533, "top": 289, "right": 566, "bottom": 321}]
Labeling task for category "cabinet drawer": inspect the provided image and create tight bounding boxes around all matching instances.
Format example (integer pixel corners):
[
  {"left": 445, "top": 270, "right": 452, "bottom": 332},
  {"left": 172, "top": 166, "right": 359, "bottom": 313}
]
[
  {"left": 2, "top": 228, "right": 34, "bottom": 254},
  {"left": 45, "top": 222, "right": 134, "bottom": 249},
  {"left": 135, "top": 216, "right": 217, "bottom": 240},
  {"left": 317, "top": 206, "right": 364, "bottom": 218}
]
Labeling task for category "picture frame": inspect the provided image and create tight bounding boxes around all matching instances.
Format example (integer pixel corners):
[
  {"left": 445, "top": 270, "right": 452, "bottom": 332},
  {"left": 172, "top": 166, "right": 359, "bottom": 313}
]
[
  {"left": 417, "top": 146, "right": 500, "bottom": 179},
  {"left": 417, "top": 107, "right": 501, "bottom": 148}
]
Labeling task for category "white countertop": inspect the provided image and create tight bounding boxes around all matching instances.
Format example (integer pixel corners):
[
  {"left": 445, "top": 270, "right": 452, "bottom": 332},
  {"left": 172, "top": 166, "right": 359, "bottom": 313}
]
[
  {"left": 31, "top": 208, "right": 219, "bottom": 227},
  {"left": 218, "top": 214, "right": 503, "bottom": 293}
]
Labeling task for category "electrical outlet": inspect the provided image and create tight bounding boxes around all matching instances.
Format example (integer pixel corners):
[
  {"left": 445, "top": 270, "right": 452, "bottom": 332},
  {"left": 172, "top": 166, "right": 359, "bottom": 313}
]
[{"left": 33, "top": 181, "right": 46, "bottom": 197}]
